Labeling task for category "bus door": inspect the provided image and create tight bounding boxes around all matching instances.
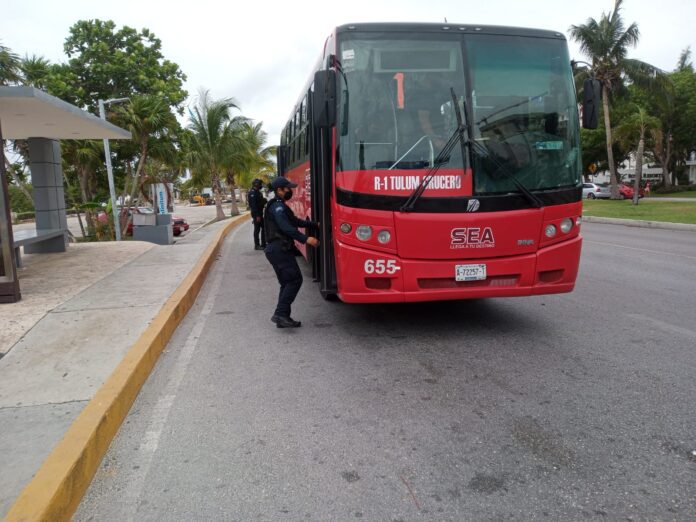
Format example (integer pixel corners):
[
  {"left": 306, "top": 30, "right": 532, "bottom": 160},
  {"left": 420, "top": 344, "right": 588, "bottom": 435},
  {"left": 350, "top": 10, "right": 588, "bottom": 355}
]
[{"left": 308, "top": 84, "right": 338, "bottom": 299}]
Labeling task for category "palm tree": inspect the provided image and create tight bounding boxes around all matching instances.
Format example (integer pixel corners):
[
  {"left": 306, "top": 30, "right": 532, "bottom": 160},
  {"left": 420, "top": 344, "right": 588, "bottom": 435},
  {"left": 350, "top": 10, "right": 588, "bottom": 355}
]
[
  {"left": 676, "top": 47, "right": 693, "bottom": 73},
  {"left": 61, "top": 140, "right": 104, "bottom": 236},
  {"left": 114, "top": 94, "right": 178, "bottom": 235},
  {"left": 21, "top": 55, "right": 52, "bottom": 89},
  {"left": 186, "top": 89, "right": 247, "bottom": 220},
  {"left": 226, "top": 122, "right": 276, "bottom": 213},
  {"left": 615, "top": 105, "right": 660, "bottom": 205},
  {"left": 0, "top": 41, "right": 22, "bottom": 85},
  {"left": 570, "top": 0, "right": 666, "bottom": 199}
]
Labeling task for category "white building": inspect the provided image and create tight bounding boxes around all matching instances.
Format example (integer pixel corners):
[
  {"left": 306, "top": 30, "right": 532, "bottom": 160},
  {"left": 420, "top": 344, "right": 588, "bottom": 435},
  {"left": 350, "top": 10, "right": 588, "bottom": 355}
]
[
  {"left": 686, "top": 151, "right": 696, "bottom": 184},
  {"left": 592, "top": 152, "right": 665, "bottom": 184}
]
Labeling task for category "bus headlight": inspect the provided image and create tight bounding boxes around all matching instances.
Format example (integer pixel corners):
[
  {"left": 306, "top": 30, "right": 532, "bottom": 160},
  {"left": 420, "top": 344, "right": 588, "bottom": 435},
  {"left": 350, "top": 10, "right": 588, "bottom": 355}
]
[
  {"left": 560, "top": 218, "right": 573, "bottom": 234},
  {"left": 544, "top": 224, "right": 557, "bottom": 238},
  {"left": 377, "top": 230, "right": 391, "bottom": 244},
  {"left": 356, "top": 225, "right": 372, "bottom": 241},
  {"left": 340, "top": 223, "right": 352, "bottom": 234}
]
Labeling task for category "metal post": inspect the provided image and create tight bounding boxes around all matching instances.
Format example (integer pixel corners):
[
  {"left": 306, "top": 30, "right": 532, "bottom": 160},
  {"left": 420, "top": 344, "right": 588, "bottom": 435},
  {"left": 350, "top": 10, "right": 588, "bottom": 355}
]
[{"left": 98, "top": 98, "right": 127, "bottom": 241}]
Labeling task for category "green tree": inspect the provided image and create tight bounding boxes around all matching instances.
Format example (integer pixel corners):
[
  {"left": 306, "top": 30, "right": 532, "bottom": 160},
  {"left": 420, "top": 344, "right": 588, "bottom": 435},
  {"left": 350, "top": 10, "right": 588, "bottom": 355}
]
[
  {"left": 676, "top": 46, "right": 693, "bottom": 73},
  {"left": 670, "top": 67, "right": 696, "bottom": 182},
  {"left": 0, "top": 41, "right": 22, "bottom": 85},
  {"left": 21, "top": 55, "right": 52, "bottom": 89},
  {"left": 615, "top": 105, "right": 660, "bottom": 204},
  {"left": 61, "top": 140, "right": 104, "bottom": 236},
  {"left": 113, "top": 94, "right": 178, "bottom": 236},
  {"left": 226, "top": 122, "right": 276, "bottom": 213},
  {"left": 570, "top": 0, "right": 666, "bottom": 198},
  {"left": 187, "top": 90, "right": 248, "bottom": 220},
  {"left": 61, "top": 20, "right": 187, "bottom": 113}
]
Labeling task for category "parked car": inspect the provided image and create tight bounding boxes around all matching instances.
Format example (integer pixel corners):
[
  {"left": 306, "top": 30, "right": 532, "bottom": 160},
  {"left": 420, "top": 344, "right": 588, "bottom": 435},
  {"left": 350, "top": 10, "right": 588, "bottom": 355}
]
[
  {"left": 582, "top": 182, "right": 611, "bottom": 199},
  {"left": 619, "top": 183, "right": 645, "bottom": 199},
  {"left": 97, "top": 209, "right": 188, "bottom": 237},
  {"left": 172, "top": 216, "right": 189, "bottom": 236}
]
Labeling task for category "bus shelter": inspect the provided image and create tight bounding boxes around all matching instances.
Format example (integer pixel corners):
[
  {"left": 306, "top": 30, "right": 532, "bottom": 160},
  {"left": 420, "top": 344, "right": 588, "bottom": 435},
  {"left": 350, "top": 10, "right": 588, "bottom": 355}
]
[{"left": 0, "top": 87, "right": 130, "bottom": 303}]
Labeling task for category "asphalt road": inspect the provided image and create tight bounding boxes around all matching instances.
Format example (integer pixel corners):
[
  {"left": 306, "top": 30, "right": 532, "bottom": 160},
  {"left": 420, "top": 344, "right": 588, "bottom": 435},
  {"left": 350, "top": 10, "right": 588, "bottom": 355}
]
[{"left": 76, "top": 222, "right": 696, "bottom": 521}]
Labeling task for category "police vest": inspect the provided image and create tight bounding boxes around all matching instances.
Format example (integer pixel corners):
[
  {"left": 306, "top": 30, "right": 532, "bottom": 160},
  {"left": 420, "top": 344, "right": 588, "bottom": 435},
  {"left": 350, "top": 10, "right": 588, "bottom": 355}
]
[{"left": 264, "top": 198, "right": 292, "bottom": 247}]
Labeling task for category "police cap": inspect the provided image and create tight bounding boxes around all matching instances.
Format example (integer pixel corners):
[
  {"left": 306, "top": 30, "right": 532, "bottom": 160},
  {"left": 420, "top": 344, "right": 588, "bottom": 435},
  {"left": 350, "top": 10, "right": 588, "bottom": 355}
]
[{"left": 270, "top": 177, "right": 298, "bottom": 190}]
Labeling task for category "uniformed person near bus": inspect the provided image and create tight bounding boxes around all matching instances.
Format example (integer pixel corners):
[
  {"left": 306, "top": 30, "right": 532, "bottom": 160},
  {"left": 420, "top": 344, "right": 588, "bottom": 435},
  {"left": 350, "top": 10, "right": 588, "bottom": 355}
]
[
  {"left": 247, "top": 178, "right": 267, "bottom": 250},
  {"left": 264, "top": 177, "right": 319, "bottom": 328}
]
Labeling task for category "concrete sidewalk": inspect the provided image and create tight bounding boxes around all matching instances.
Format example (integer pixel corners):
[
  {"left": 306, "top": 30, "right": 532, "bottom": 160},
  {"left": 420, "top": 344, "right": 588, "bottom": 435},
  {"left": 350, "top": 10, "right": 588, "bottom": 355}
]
[{"left": 0, "top": 215, "right": 247, "bottom": 518}]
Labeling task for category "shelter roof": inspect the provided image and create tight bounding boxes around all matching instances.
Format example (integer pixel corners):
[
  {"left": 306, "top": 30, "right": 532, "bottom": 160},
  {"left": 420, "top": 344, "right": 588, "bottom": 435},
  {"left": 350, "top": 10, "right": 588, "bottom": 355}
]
[{"left": 0, "top": 86, "right": 131, "bottom": 140}]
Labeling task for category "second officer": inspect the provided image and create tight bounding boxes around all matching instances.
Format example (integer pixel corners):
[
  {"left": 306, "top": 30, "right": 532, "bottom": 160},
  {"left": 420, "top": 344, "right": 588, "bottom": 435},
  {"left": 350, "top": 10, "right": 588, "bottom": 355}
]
[
  {"left": 247, "top": 178, "right": 267, "bottom": 250},
  {"left": 264, "top": 177, "right": 319, "bottom": 328}
]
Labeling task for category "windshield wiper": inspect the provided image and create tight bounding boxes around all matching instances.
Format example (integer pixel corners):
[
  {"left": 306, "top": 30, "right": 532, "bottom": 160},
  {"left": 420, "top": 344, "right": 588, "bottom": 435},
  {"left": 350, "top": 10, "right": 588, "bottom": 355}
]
[
  {"left": 461, "top": 91, "right": 544, "bottom": 209},
  {"left": 467, "top": 138, "right": 544, "bottom": 208},
  {"left": 400, "top": 89, "right": 470, "bottom": 212},
  {"left": 400, "top": 88, "right": 544, "bottom": 212}
]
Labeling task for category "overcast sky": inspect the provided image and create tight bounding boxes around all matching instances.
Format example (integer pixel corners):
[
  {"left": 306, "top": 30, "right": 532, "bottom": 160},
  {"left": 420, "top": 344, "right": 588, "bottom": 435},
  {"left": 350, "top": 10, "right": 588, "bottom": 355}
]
[{"left": 4, "top": 0, "right": 694, "bottom": 145}]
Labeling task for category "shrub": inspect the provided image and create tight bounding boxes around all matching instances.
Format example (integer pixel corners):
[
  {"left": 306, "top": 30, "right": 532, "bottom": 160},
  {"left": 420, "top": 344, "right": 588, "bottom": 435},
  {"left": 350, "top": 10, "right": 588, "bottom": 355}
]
[
  {"left": 13, "top": 211, "right": 35, "bottom": 222},
  {"left": 652, "top": 184, "right": 696, "bottom": 194},
  {"left": 8, "top": 185, "right": 34, "bottom": 214}
]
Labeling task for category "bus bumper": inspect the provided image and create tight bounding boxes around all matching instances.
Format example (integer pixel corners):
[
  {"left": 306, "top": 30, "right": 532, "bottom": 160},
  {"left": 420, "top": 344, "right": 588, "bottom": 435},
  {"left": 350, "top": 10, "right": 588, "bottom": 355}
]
[{"left": 334, "top": 236, "right": 582, "bottom": 303}]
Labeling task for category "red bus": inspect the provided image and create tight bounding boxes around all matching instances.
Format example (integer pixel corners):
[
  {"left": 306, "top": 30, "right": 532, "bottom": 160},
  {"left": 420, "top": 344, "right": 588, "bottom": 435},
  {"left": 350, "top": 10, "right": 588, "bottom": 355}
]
[{"left": 278, "top": 23, "right": 597, "bottom": 303}]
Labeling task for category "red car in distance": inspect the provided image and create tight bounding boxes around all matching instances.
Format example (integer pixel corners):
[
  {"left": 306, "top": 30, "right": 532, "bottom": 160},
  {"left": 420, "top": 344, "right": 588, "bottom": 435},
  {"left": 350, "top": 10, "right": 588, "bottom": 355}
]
[
  {"left": 619, "top": 183, "right": 645, "bottom": 199},
  {"left": 97, "top": 209, "right": 189, "bottom": 236}
]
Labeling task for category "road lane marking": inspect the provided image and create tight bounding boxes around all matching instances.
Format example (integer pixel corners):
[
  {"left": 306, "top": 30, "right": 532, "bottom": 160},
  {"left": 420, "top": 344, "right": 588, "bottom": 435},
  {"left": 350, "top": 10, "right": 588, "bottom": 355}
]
[
  {"left": 584, "top": 240, "right": 696, "bottom": 261},
  {"left": 117, "top": 225, "right": 242, "bottom": 521}
]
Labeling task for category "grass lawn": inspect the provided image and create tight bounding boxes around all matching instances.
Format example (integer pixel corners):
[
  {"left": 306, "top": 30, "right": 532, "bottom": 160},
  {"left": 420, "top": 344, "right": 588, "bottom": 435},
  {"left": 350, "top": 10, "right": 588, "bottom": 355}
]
[
  {"left": 583, "top": 199, "right": 696, "bottom": 224},
  {"left": 651, "top": 191, "right": 696, "bottom": 198}
]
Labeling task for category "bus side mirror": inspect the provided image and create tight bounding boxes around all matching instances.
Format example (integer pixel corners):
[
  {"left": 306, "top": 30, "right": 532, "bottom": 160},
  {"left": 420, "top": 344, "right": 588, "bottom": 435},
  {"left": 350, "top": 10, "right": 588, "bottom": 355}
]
[
  {"left": 582, "top": 78, "right": 601, "bottom": 129},
  {"left": 277, "top": 145, "right": 288, "bottom": 176},
  {"left": 312, "top": 69, "right": 337, "bottom": 128}
]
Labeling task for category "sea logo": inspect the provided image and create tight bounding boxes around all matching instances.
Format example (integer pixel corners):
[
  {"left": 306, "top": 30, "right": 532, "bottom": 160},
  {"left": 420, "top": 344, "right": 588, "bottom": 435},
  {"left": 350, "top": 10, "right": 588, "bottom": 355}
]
[
  {"left": 466, "top": 199, "right": 480, "bottom": 212},
  {"left": 450, "top": 227, "right": 495, "bottom": 249}
]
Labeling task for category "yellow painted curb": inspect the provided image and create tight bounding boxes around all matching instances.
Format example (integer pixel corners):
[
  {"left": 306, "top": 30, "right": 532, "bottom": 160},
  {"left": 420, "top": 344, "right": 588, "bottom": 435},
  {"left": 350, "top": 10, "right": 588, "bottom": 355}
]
[{"left": 4, "top": 214, "right": 248, "bottom": 522}]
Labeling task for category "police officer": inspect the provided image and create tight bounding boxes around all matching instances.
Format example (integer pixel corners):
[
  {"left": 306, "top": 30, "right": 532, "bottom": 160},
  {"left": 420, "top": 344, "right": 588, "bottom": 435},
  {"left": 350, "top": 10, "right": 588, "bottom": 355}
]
[
  {"left": 247, "top": 178, "right": 267, "bottom": 250},
  {"left": 264, "top": 177, "right": 319, "bottom": 328}
]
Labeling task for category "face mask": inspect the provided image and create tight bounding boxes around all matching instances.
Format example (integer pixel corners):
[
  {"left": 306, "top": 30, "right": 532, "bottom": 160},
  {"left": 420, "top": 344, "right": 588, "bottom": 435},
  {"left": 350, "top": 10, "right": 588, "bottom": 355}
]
[{"left": 283, "top": 189, "right": 293, "bottom": 201}]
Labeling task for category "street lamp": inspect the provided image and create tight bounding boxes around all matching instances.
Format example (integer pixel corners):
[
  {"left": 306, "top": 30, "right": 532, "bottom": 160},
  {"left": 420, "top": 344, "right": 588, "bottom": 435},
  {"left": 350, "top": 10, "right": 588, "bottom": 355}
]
[{"left": 98, "top": 97, "right": 129, "bottom": 240}]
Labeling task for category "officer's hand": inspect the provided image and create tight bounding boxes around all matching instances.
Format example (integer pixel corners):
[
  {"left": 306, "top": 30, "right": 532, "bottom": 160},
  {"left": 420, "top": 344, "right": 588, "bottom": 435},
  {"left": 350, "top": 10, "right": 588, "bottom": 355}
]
[
  {"left": 255, "top": 216, "right": 262, "bottom": 223},
  {"left": 307, "top": 237, "right": 320, "bottom": 247}
]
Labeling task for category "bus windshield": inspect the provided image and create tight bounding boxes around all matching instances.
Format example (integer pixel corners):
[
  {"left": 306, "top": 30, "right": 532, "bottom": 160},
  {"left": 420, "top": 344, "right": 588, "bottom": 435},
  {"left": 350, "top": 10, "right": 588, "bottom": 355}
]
[{"left": 336, "top": 32, "right": 581, "bottom": 196}]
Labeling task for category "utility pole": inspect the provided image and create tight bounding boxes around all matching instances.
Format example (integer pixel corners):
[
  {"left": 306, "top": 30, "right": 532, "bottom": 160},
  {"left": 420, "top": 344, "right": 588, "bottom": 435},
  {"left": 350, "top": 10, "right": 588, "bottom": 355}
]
[{"left": 98, "top": 97, "right": 129, "bottom": 240}]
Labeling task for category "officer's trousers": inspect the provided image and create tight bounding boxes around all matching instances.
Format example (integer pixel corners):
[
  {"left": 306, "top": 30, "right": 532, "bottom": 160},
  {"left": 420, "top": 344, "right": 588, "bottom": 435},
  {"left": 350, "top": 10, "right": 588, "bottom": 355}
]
[
  {"left": 265, "top": 241, "right": 303, "bottom": 318},
  {"left": 253, "top": 218, "right": 266, "bottom": 247}
]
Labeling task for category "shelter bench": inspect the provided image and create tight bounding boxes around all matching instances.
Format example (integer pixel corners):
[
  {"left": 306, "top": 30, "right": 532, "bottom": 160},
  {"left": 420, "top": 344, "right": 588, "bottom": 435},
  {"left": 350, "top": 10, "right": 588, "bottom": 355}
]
[{"left": 12, "top": 229, "right": 65, "bottom": 268}]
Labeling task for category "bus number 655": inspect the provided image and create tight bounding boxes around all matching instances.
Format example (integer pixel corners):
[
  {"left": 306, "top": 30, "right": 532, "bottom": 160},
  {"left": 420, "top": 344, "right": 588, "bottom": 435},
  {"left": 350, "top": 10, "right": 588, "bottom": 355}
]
[{"left": 364, "top": 259, "right": 400, "bottom": 275}]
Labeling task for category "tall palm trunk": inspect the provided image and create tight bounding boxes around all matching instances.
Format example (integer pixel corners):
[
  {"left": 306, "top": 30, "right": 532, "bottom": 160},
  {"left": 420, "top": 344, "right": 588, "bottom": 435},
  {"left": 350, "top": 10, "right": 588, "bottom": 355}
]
[
  {"left": 121, "top": 142, "right": 149, "bottom": 237},
  {"left": 211, "top": 172, "right": 225, "bottom": 220},
  {"left": 229, "top": 181, "right": 240, "bottom": 216},
  {"left": 602, "top": 88, "right": 620, "bottom": 199},
  {"left": 75, "top": 207, "right": 87, "bottom": 238},
  {"left": 78, "top": 166, "right": 96, "bottom": 236},
  {"left": 4, "top": 156, "right": 34, "bottom": 204},
  {"left": 662, "top": 134, "right": 672, "bottom": 187},
  {"left": 632, "top": 136, "right": 644, "bottom": 205}
]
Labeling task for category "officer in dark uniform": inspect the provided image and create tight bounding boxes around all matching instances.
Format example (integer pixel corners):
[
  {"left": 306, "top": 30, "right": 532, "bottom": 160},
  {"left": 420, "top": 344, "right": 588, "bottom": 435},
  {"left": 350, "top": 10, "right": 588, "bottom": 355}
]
[
  {"left": 247, "top": 178, "right": 267, "bottom": 250},
  {"left": 264, "top": 177, "right": 319, "bottom": 328}
]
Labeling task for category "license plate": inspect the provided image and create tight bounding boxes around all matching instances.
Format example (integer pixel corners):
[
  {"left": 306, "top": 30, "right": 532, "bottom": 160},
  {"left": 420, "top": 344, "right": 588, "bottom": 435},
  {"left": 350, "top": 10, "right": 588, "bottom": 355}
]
[{"left": 455, "top": 264, "right": 487, "bottom": 282}]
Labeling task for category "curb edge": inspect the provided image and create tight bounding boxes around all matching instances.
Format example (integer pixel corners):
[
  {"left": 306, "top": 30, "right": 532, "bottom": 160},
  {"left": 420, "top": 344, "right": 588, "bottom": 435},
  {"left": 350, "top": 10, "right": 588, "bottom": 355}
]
[{"left": 583, "top": 215, "right": 696, "bottom": 232}]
